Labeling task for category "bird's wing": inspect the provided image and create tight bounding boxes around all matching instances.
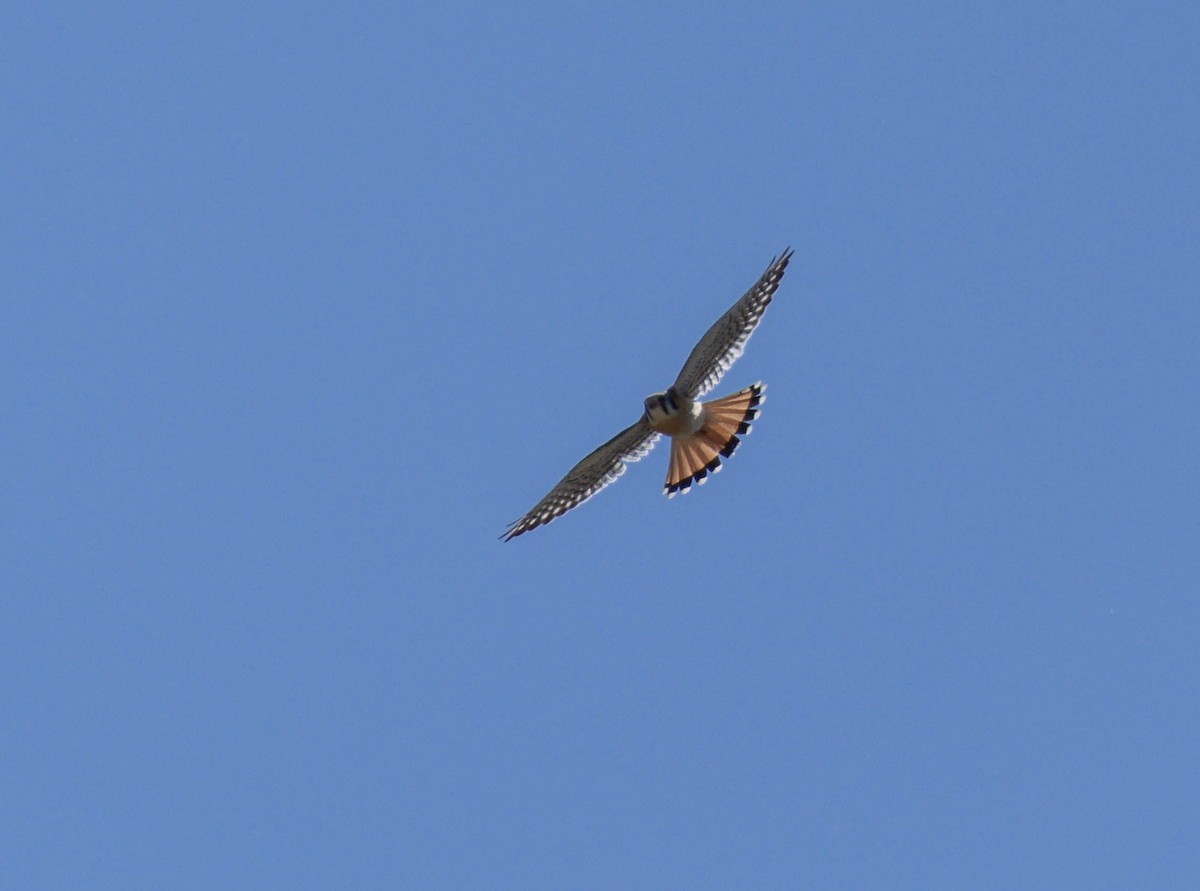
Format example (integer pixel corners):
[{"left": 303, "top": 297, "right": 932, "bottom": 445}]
[
  {"left": 671, "top": 248, "right": 793, "bottom": 399},
  {"left": 502, "top": 419, "right": 660, "bottom": 541}
]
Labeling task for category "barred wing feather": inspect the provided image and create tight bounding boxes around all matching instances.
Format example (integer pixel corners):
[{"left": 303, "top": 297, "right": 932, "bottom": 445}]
[
  {"left": 502, "top": 420, "right": 660, "bottom": 540},
  {"left": 671, "top": 248, "right": 793, "bottom": 399}
]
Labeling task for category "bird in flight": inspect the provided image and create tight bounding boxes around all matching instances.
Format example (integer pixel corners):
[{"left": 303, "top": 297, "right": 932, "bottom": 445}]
[{"left": 503, "top": 248, "right": 794, "bottom": 541}]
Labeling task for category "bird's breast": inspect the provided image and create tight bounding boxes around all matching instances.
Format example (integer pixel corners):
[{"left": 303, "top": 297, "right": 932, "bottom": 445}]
[{"left": 646, "top": 395, "right": 705, "bottom": 437}]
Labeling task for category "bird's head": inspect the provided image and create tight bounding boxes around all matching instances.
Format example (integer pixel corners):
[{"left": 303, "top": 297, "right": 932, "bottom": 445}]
[{"left": 643, "top": 389, "right": 680, "bottom": 423}]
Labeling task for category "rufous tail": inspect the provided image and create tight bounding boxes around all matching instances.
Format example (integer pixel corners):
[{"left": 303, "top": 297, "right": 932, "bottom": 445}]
[{"left": 664, "top": 382, "right": 765, "bottom": 497}]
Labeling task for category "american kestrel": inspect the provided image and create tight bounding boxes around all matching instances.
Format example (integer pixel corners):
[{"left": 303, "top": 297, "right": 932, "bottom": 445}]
[{"left": 503, "top": 248, "right": 793, "bottom": 541}]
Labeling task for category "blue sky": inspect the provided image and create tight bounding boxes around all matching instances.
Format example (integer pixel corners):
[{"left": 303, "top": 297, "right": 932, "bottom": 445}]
[{"left": 4, "top": 2, "right": 1198, "bottom": 888}]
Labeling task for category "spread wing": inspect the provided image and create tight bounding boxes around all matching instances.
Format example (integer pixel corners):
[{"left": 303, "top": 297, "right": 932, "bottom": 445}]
[
  {"left": 502, "top": 419, "right": 660, "bottom": 541},
  {"left": 671, "top": 248, "right": 793, "bottom": 399}
]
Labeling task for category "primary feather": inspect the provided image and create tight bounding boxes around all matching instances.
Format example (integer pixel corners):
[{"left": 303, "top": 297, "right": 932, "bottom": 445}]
[{"left": 672, "top": 248, "right": 793, "bottom": 399}]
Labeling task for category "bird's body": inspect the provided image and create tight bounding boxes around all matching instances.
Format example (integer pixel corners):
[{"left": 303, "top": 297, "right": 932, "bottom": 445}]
[
  {"left": 503, "top": 249, "right": 793, "bottom": 541},
  {"left": 644, "top": 388, "right": 703, "bottom": 437}
]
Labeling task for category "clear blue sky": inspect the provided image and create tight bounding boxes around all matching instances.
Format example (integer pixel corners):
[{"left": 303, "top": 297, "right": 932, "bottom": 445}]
[{"left": 4, "top": 2, "right": 1198, "bottom": 888}]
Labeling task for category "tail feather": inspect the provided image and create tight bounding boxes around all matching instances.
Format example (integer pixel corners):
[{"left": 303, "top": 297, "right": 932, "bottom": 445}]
[
  {"left": 667, "top": 438, "right": 683, "bottom": 493},
  {"left": 664, "top": 382, "right": 765, "bottom": 497}
]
